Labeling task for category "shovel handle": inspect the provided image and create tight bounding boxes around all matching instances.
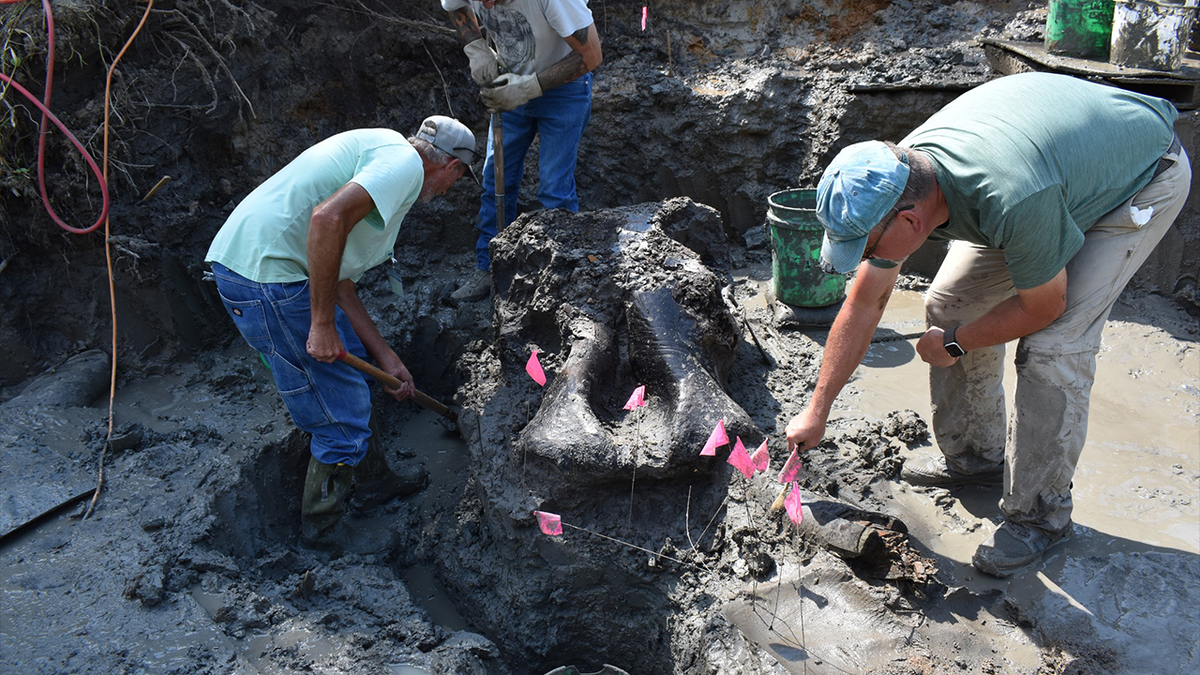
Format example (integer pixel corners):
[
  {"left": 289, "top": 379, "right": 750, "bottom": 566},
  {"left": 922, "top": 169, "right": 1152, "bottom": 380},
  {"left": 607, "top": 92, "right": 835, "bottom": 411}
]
[
  {"left": 337, "top": 351, "right": 457, "bottom": 422},
  {"left": 492, "top": 112, "right": 505, "bottom": 229}
]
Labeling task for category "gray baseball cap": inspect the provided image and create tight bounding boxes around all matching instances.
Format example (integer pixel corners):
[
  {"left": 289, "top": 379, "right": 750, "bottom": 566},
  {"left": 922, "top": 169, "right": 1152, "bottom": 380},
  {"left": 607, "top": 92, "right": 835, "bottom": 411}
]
[{"left": 416, "top": 115, "right": 478, "bottom": 165}]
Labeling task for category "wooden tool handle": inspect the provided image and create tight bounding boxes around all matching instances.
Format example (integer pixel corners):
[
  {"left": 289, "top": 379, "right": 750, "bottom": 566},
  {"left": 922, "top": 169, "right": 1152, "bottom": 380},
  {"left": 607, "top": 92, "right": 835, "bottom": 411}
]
[
  {"left": 338, "top": 351, "right": 457, "bottom": 421},
  {"left": 492, "top": 112, "right": 505, "bottom": 227}
]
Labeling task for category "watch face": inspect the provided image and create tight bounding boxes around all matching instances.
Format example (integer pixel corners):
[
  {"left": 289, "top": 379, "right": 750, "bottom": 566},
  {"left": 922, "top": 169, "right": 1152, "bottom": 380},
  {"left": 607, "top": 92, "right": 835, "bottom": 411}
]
[{"left": 943, "top": 327, "right": 965, "bottom": 357}]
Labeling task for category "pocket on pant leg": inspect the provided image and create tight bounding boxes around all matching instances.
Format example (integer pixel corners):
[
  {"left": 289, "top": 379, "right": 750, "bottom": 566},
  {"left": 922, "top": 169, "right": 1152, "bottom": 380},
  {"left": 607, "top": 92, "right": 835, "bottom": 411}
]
[
  {"left": 216, "top": 291, "right": 272, "bottom": 354},
  {"left": 271, "top": 356, "right": 333, "bottom": 430}
]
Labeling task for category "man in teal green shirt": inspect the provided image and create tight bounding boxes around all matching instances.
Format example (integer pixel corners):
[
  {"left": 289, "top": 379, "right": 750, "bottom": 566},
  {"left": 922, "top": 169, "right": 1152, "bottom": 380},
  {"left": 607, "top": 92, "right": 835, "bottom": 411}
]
[
  {"left": 206, "top": 116, "right": 477, "bottom": 553},
  {"left": 784, "top": 73, "right": 1189, "bottom": 577}
]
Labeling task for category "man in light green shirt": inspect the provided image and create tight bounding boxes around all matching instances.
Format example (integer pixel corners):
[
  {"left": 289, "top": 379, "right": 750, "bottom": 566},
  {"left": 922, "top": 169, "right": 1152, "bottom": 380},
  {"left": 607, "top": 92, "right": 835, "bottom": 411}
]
[
  {"left": 206, "top": 116, "right": 477, "bottom": 553},
  {"left": 784, "top": 73, "right": 1190, "bottom": 577}
]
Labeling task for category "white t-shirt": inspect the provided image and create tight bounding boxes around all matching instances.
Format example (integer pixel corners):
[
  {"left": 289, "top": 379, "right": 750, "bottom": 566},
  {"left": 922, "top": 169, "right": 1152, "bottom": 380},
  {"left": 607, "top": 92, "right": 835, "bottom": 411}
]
[{"left": 441, "top": 0, "right": 593, "bottom": 76}]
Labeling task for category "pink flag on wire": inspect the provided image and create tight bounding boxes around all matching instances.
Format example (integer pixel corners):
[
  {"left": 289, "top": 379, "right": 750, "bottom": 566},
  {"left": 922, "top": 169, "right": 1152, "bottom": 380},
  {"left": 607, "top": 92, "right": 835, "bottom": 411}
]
[
  {"left": 526, "top": 350, "right": 547, "bottom": 386},
  {"left": 778, "top": 449, "right": 803, "bottom": 483},
  {"left": 623, "top": 385, "right": 647, "bottom": 411},
  {"left": 534, "top": 510, "right": 563, "bottom": 536},
  {"left": 750, "top": 438, "right": 770, "bottom": 474},
  {"left": 700, "top": 419, "right": 728, "bottom": 456},
  {"left": 641, "top": 6, "right": 647, "bottom": 31},
  {"left": 727, "top": 437, "right": 754, "bottom": 479},
  {"left": 785, "top": 483, "right": 804, "bottom": 526}
]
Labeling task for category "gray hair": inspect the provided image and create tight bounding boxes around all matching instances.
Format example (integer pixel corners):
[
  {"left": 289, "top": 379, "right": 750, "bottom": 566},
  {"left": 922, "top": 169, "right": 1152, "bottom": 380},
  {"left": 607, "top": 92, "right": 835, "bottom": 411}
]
[
  {"left": 885, "top": 141, "right": 937, "bottom": 207},
  {"left": 408, "top": 136, "right": 453, "bottom": 166}
]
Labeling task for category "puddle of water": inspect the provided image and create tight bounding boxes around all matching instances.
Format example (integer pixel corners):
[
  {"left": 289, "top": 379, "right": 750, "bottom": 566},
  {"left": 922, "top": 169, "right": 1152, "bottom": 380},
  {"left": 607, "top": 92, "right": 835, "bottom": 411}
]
[
  {"left": 395, "top": 409, "right": 473, "bottom": 633},
  {"left": 96, "top": 346, "right": 281, "bottom": 447},
  {"left": 399, "top": 564, "right": 469, "bottom": 632},
  {"left": 191, "top": 585, "right": 355, "bottom": 673},
  {"left": 847, "top": 290, "right": 1200, "bottom": 555}
]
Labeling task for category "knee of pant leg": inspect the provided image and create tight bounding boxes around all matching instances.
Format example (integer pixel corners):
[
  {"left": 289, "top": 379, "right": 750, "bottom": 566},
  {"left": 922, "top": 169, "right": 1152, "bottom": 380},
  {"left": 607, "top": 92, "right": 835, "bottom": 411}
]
[
  {"left": 310, "top": 431, "right": 369, "bottom": 466},
  {"left": 924, "top": 288, "right": 953, "bottom": 326},
  {"left": 1015, "top": 344, "right": 1097, "bottom": 390},
  {"left": 537, "top": 169, "right": 579, "bottom": 211}
]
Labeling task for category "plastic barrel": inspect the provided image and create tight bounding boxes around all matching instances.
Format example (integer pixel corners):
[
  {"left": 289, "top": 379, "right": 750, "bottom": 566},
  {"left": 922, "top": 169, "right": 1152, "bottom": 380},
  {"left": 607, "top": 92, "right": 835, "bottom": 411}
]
[
  {"left": 1045, "top": 0, "right": 1117, "bottom": 60},
  {"left": 767, "top": 188, "right": 846, "bottom": 308}
]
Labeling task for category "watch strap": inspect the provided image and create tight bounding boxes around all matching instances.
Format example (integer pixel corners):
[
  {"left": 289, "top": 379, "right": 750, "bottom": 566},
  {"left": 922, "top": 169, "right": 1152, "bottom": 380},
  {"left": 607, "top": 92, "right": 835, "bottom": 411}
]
[{"left": 943, "top": 325, "right": 966, "bottom": 358}]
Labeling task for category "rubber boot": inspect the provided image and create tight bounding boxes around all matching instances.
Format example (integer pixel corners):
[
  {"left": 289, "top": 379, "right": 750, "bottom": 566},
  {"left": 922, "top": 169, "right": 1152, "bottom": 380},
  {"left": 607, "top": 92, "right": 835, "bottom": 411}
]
[
  {"left": 350, "top": 417, "right": 428, "bottom": 511},
  {"left": 301, "top": 457, "right": 396, "bottom": 555},
  {"left": 350, "top": 440, "right": 428, "bottom": 511}
]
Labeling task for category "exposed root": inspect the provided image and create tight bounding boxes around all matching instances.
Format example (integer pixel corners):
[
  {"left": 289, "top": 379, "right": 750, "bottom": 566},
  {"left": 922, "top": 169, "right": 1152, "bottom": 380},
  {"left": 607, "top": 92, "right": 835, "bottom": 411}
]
[{"left": 151, "top": 7, "right": 257, "bottom": 118}]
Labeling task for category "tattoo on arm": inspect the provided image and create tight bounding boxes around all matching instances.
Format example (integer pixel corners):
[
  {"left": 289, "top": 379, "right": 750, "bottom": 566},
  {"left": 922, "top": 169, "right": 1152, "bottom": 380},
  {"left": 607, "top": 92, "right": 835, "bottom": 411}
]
[
  {"left": 538, "top": 53, "right": 587, "bottom": 91},
  {"left": 537, "top": 26, "right": 598, "bottom": 90},
  {"left": 448, "top": 7, "right": 482, "bottom": 43}
]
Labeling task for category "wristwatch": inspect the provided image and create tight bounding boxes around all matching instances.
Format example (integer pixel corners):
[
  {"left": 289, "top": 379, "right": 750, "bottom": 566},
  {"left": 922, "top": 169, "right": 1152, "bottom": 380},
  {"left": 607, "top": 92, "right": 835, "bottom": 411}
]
[{"left": 943, "top": 325, "right": 966, "bottom": 358}]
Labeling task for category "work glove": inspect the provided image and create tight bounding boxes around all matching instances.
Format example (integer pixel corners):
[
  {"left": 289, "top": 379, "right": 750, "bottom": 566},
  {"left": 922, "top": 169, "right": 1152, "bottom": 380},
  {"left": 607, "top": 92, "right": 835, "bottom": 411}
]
[
  {"left": 463, "top": 38, "right": 501, "bottom": 85},
  {"left": 481, "top": 72, "right": 542, "bottom": 113}
]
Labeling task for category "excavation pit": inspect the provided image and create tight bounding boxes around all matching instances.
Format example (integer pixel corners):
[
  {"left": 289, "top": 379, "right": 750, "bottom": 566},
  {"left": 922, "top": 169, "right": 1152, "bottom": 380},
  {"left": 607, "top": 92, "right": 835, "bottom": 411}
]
[{"left": 1, "top": 1, "right": 1197, "bottom": 673}]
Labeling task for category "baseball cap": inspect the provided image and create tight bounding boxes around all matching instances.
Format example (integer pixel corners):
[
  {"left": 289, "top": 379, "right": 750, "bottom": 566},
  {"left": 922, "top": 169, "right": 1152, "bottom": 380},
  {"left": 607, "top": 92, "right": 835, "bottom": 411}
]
[
  {"left": 815, "top": 141, "right": 909, "bottom": 274},
  {"left": 416, "top": 115, "right": 479, "bottom": 180}
]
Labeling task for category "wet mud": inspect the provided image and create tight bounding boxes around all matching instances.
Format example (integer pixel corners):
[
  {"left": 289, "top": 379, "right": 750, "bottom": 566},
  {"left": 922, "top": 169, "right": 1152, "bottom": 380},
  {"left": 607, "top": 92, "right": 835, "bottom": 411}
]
[{"left": 1, "top": 1, "right": 1198, "bottom": 674}]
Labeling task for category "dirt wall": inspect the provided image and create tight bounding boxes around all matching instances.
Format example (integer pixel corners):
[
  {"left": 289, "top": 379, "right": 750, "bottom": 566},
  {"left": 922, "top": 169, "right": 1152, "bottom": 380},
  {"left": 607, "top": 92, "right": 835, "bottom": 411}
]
[{"left": 0, "top": 0, "right": 1196, "bottom": 382}]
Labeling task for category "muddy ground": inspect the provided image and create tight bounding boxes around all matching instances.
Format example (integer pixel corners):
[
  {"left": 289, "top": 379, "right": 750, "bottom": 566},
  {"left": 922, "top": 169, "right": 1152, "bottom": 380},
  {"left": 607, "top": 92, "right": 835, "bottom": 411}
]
[{"left": 1, "top": 1, "right": 1198, "bottom": 674}]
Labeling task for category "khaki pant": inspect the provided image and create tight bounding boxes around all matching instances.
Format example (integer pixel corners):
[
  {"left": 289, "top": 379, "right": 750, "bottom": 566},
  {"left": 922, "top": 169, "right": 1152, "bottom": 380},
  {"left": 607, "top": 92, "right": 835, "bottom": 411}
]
[{"left": 924, "top": 143, "right": 1191, "bottom": 535}]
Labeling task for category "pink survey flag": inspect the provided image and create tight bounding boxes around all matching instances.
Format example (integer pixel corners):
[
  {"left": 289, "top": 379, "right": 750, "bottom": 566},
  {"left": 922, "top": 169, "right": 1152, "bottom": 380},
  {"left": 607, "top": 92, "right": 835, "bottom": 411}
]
[
  {"left": 526, "top": 349, "right": 547, "bottom": 386},
  {"left": 641, "top": 6, "right": 647, "bottom": 31},
  {"left": 623, "top": 385, "right": 647, "bottom": 411},
  {"left": 700, "top": 419, "right": 729, "bottom": 456},
  {"left": 534, "top": 510, "right": 562, "bottom": 536},
  {"left": 750, "top": 438, "right": 770, "bottom": 474},
  {"left": 778, "top": 449, "right": 803, "bottom": 483},
  {"left": 727, "top": 436, "right": 754, "bottom": 479},
  {"left": 785, "top": 483, "right": 804, "bottom": 526}
]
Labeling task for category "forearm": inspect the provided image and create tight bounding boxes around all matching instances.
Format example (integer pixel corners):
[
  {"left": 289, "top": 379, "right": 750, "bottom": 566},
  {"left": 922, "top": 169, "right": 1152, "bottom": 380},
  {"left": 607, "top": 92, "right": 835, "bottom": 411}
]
[
  {"left": 806, "top": 264, "right": 897, "bottom": 420},
  {"left": 335, "top": 280, "right": 412, "bottom": 400},
  {"left": 956, "top": 299, "right": 1054, "bottom": 350},
  {"left": 955, "top": 269, "right": 1067, "bottom": 351},
  {"left": 807, "top": 299, "right": 885, "bottom": 421},
  {"left": 537, "top": 53, "right": 588, "bottom": 91},
  {"left": 539, "top": 24, "right": 601, "bottom": 91},
  {"left": 335, "top": 281, "right": 398, "bottom": 366},
  {"left": 307, "top": 219, "right": 348, "bottom": 331}
]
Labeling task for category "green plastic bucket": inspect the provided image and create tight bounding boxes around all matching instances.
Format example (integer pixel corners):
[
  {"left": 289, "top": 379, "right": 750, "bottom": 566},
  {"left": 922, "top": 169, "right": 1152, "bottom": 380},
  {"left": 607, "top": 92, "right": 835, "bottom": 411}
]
[
  {"left": 1045, "top": 0, "right": 1116, "bottom": 60},
  {"left": 767, "top": 188, "right": 846, "bottom": 308}
]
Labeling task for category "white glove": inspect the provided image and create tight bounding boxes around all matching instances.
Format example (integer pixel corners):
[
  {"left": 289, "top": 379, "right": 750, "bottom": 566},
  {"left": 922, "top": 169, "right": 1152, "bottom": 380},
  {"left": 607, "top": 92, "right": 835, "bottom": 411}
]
[
  {"left": 480, "top": 72, "right": 542, "bottom": 113},
  {"left": 463, "top": 38, "right": 501, "bottom": 86}
]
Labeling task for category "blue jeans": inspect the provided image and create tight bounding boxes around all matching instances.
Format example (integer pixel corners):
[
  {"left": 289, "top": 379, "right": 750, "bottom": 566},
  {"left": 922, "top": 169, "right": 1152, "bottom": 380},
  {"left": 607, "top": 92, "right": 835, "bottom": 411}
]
[
  {"left": 475, "top": 73, "right": 593, "bottom": 271},
  {"left": 210, "top": 263, "right": 373, "bottom": 466}
]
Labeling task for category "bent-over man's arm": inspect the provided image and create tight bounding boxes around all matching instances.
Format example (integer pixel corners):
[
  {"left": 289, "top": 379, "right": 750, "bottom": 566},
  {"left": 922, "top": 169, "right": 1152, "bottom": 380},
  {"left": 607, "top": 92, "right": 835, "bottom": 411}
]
[
  {"left": 916, "top": 268, "right": 1068, "bottom": 367},
  {"left": 334, "top": 280, "right": 415, "bottom": 401},
  {"left": 306, "top": 182, "right": 415, "bottom": 399},
  {"left": 306, "top": 183, "right": 374, "bottom": 363},
  {"left": 786, "top": 261, "right": 902, "bottom": 453}
]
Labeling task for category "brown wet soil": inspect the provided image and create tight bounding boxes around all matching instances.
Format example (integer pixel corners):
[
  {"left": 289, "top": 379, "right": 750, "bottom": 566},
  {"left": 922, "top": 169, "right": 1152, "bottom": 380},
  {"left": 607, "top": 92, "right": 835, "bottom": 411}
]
[{"left": 1, "top": 1, "right": 1198, "bottom": 674}]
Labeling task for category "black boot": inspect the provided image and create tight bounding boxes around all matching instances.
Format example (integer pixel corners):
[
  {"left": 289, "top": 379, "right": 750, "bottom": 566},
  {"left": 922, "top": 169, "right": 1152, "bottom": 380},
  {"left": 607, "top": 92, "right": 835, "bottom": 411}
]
[
  {"left": 349, "top": 439, "right": 428, "bottom": 512},
  {"left": 301, "top": 457, "right": 397, "bottom": 555}
]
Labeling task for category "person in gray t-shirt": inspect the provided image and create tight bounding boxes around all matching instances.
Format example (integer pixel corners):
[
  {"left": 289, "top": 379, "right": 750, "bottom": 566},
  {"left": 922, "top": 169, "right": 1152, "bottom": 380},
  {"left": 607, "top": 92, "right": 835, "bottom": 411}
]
[{"left": 783, "top": 73, "right": 1189, "bottom": 577}]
